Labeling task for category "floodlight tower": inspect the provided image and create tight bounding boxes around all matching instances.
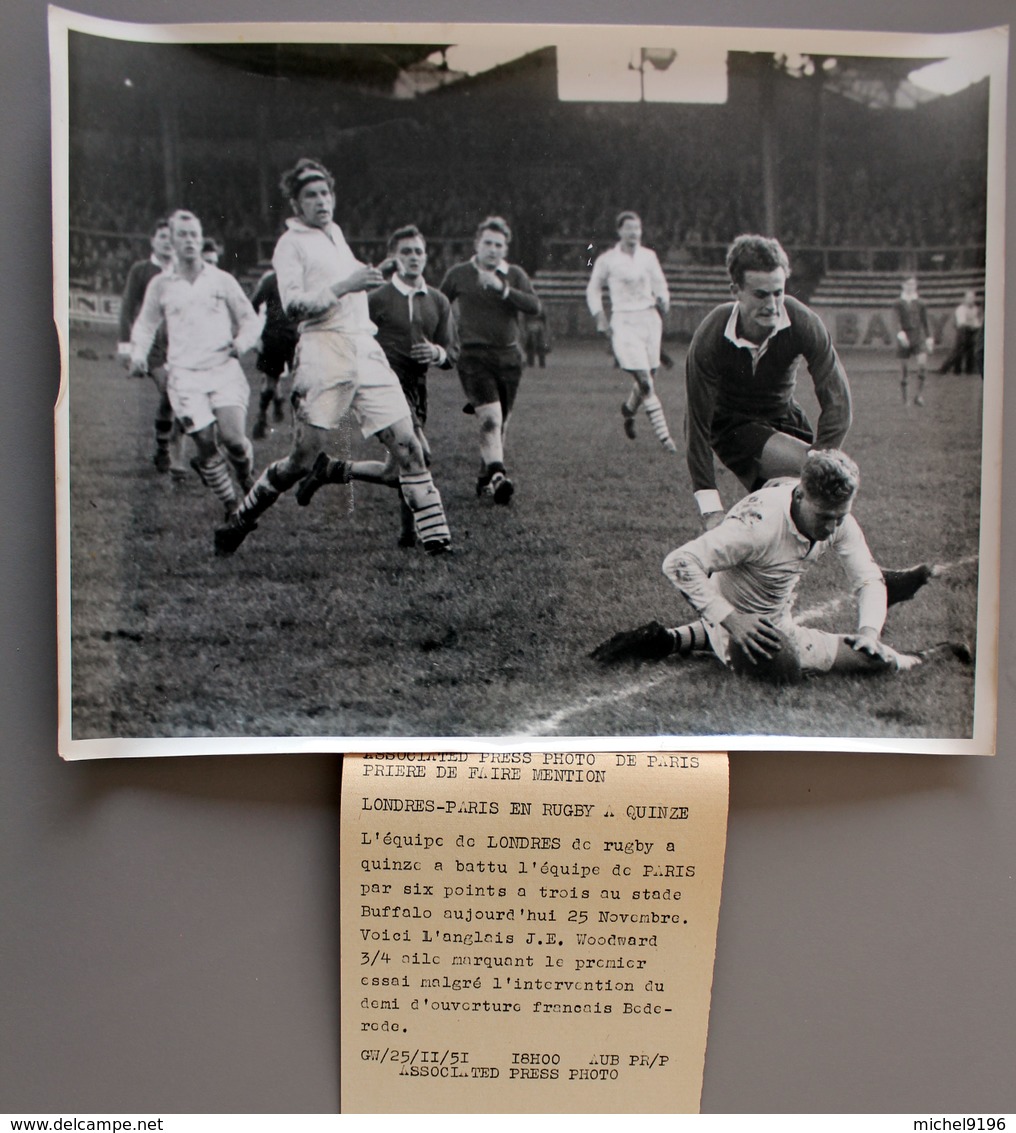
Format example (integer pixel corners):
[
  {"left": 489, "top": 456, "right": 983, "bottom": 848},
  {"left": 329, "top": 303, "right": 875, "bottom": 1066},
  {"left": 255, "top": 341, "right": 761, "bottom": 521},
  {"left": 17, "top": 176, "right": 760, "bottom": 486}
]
[{"left": 629, "top": 47, "right": 677, "bottom": 101}]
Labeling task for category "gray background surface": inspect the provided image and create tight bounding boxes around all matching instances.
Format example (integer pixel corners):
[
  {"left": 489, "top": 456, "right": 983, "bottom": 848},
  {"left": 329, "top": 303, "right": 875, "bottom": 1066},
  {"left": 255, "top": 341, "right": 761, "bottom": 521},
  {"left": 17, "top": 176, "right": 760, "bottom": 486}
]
[{"left": 2, "top": 0, "right": 1013, "bottom": 1115}]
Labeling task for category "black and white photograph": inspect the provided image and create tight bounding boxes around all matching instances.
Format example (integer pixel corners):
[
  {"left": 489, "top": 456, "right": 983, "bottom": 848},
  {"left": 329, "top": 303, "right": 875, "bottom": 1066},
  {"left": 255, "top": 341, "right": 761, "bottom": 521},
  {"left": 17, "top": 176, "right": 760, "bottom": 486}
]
[{"left": 51, "top": 12, "right": 1006, "bottom": 758}]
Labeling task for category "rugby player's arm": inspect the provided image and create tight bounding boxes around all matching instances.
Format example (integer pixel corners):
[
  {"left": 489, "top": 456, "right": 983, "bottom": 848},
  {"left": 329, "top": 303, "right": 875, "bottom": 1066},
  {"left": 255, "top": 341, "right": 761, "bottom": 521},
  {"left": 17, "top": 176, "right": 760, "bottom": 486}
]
[
  {"left": 118, "top": 263, "right": 146, "bottom": 347},
  {"left": 438, "top": 267, "right": 458, "bottom": 305},
  {"left": 585, "top": 254, "right": 608, "bottom": 325},
  {"left": 649, "top": 251, "right": 670, "bottom": 314},
  {"left": 502, "top": 268, "right": 541, "bottom": 316},
  {"left": 249, "top": 271, "right": 272, "bottom": 314},
  {"left": 225, "top": 276, "right": 265, "bottom": 356},
  {"left": 128, "top": 276, "right": 165, "bottom": 373},
  {"left": 661, "top": 519, "right": 757, "bottom": 629},
  {"left": 684, "top": 335, "right": 725, "bottom": 523},
  {"left": 799, "top": 306, "right": 853, "bottom": 449},
  {"left": 664, "top": 521, "right": 786, "bottom": 658},
  {"left": 894, "top": 299, "right": 911, "bottom": 348},
  {"left": 833, "top": 514, "right": 888, "bottom": 638},
  {"left": 273, "top": 239, "right": 335, "bottom": 322},
  {"left": 431, "top": 291, "right": 456, "bottom": 369}
]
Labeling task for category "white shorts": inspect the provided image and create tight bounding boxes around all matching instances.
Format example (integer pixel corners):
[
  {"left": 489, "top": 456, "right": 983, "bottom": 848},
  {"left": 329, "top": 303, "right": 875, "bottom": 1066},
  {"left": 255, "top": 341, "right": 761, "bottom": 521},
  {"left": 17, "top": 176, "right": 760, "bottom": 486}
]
[
  {"left": 610, "top": 308, "right": 663, "bottom": 372},
  {"left": 168, "top": 359, "right": 250, "bottom": 433},
  {"left": 293, "top": 331, "right": 411, "bottom": 437},
  {"left": 704, "top": 611, "right": 839, "bottom": 675}
]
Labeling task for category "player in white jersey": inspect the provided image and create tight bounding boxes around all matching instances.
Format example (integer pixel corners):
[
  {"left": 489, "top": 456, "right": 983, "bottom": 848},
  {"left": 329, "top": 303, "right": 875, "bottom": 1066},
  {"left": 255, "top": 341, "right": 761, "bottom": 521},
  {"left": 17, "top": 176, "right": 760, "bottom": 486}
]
[
  {"left": 214, "top": 158, "right": 452, "bottom": 557},
  {"left": 586, "top": 211, "right": 676, "bottom": 451},
  {"left": 130, "top": 210, "right": 262, "bottom": 518},
  {"left": 591, "top": 450, "right": 969, "bottom": 682}
]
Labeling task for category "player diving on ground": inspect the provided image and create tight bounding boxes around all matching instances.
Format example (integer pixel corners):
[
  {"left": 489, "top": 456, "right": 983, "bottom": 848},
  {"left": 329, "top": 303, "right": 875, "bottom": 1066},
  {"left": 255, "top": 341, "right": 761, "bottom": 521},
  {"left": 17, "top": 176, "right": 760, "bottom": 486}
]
[{"left": 590, "top": 450, "right": 970, "bottom": 684}]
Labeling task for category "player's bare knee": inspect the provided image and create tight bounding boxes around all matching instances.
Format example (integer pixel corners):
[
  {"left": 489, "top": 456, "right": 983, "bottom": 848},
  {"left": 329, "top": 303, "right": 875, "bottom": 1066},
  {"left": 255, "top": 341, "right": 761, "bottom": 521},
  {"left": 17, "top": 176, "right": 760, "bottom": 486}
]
[
  {"left": 221, "top": 437, "right": 248, "bottom": 460},
  {"left": 190, "top": 428, "right": 218, "bottom": 460},
  {"left": 383, "top": 420, "right": 425, "bottom": 471}
]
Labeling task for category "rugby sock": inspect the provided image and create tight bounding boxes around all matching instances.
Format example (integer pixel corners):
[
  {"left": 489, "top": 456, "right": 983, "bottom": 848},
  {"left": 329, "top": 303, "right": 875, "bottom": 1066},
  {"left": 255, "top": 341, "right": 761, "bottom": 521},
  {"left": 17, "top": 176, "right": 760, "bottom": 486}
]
[
  {"left": 624, "top": 386, "right": 643, "bottom": 415},
  {"left": 153, "top": 390, "right": 175, "bottom": 452},
  {"left": 234, "top": 463, "right": 292, "bottom": 526},
  {"left": 671, "top": 621, "right": 710, "bottom": 656},
  {"left": 154, "top": 417, "right": 174, "bottom": 453},
  {"left": 399, "top": 498, "right": 418, "bottom": 546},
  {"left": 399, "top": 471, "right": 451, "bottom": 549},
  {"left": 642, "top": 394, "right": 677, "bottom": 451},
  {"left": 194, "top": 454, "right": 239, "bottom": 508}
]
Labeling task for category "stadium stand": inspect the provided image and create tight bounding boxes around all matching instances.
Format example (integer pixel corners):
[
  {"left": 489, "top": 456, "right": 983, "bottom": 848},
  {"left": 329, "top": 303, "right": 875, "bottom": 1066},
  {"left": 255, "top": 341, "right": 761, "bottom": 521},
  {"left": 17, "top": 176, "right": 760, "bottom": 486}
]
[{"left": 66, "top": 38, "right": 988, "bottom": 345}]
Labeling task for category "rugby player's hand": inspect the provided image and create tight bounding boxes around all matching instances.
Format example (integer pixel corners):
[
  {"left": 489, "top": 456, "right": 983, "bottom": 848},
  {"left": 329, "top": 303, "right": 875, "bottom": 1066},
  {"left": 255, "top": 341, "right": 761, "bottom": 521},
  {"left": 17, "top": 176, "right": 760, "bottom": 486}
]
[
  {"left": 476, "top": 267, "right": 507, "bottom": 293},
  {"left": 925, "top": 337, "right": 935, "bottom": 354},
  {"left": 655, "top": 295, "right": 670, "bottom": 315},
  {"left": 896, "top": 330, "right": 910, "bottom": 348},
  {"left": 410, "top": 340, "right": 440, "bottom": 365},
  {"left": 722, "top": 612, "right": 783, "bottom": 663},
  {"left": 128, "top": 357, "right": 148, "bottom": 378},
  {"left": 336, "top": 265, "right": 385, "bottom": 295},
  {"left": 701, "top": 510, "right": 725, "bottom": 531},
  {"left": 595, "top": 312, "right": 611, "bottom": 335},
  {"left": 845, "top": 628, "right": 893, "bottom": 664}
]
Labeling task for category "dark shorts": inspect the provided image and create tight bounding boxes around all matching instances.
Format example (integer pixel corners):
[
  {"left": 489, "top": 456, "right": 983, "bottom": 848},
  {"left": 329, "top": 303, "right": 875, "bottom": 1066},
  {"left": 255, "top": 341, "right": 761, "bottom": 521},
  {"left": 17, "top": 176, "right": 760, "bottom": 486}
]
[
  {"left": 392, "top": 366, "right": 428, "bottom": 429},
  {"left": 458, "top": 347, "right": 523, "bottom": 417},
  {"left": 147, "top": 325, "right": 169, "bottom": 372},
  {"left": 257, "top": 335, "right": 298, "bottom": 379},
  {"left": 713, "top": 415, "right": 814, "bottom": 488}
]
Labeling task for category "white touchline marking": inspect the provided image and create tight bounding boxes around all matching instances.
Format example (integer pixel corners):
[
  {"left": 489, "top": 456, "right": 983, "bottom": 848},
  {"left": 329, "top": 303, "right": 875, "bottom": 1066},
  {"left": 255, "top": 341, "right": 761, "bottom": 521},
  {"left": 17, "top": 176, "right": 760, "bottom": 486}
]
[
  {"left": 520, "top": 673, "right": 672, "bottom": 735},
  {"left": 523, "top": 555, "right": 979, "bottom": 735}
]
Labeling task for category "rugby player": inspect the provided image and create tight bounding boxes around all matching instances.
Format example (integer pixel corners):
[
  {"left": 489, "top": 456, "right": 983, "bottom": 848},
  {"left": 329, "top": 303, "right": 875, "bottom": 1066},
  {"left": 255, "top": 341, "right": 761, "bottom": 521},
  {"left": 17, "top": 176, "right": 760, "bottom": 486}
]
[
  {"left": 684, "top": 234, "right": 931, "bottom": 606},
  {"left": 591, "top": 450, "right": 967, "bottom": 682},
  {"left": 130, "top": 210, "right": 262, "bottom": 519},
  {"left": 249, "top": 269, "right": 298, "bottom": 439},
  {"left": 117, "top": 216, "right": 185, "bottom": 477},
  {"left": 440, "top": 216, "right": 541, "bottom": 505},
  {"left": 201, "top": 237, "right": 224, "bottom": 266},
  {"left": 360, "top": 224, "right": 455, "bottom": 547},
  {"left": 894, "top": 274, "right": 934, "bottom": 406},
  {"left": 214, "top": 159, "right": 452, "bottom": 556},
  {"left": 586, "top": 211, "right": 676, "bottom": 451}
]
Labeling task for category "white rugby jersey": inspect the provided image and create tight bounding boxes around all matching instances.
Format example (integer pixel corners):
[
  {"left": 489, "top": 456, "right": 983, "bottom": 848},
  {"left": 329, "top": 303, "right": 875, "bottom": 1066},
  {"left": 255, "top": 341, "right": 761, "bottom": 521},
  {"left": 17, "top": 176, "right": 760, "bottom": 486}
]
[
  {"left": 131, "top": 263, "right": 262, "bottom": 372},
  {"left": 663, "top": 479, "right": 886, "bottom": 633},
  {"left": 586, "top": 244, "right": 669, "bottom": 316},
  {"left": 272, "top": 217, "right": 376, "bottom": 335}
]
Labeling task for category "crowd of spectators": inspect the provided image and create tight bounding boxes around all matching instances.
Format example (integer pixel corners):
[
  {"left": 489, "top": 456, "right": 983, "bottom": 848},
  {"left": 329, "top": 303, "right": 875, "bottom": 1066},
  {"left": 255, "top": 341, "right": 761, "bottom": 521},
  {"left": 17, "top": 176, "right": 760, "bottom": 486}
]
[{"left": 68, "top": 77, "right": 989, "bottom": 292}]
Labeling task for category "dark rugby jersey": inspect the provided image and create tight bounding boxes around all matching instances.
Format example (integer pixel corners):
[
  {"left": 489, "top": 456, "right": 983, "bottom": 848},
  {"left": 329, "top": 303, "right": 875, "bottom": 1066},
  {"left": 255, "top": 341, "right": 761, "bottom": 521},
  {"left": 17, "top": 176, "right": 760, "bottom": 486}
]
[
  {"left": 685, "top": 295, "right": 852, "bottom": 494},
  {"left": 439, "top": 259, "right": 540, "bottom": 354}
]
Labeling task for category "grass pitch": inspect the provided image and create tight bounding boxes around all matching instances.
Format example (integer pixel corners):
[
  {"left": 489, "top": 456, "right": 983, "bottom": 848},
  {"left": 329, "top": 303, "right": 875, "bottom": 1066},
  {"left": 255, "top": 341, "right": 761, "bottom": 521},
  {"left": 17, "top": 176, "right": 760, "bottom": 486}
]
[{"left": 65, "top": 328, "right": 981, "bottom": 745}]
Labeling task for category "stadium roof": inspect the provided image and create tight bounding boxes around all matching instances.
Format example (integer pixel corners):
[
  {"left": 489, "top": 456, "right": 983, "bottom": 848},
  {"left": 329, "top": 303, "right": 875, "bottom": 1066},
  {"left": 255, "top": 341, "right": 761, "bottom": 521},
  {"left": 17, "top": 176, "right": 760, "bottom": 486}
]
[
  {"left": 190, "top": 42, "right": 448, "bottom": 89},
  {"left": 780, "top": 53, "right": 949, "bottom": 109}
]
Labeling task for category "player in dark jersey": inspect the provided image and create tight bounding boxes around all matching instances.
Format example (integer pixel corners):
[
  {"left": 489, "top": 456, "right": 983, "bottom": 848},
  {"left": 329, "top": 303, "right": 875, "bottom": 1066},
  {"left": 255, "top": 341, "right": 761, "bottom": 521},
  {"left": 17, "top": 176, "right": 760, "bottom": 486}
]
[
  {"left": 367, "top": 225, "right": 455, "bottom": 546},
  {"left": 684, "top": 233, "right": 932, "bottom": 607},
  {"left": 117, "top": 216, "right": 185, "bottom": 477},
  {"left": 894, "top": 275, "right": 934, "bottom": 406},
  {"left": 440, "top": 216, "right": 541, "bottom": 505},
  {"left": 249, "top": 270, "right": 299, "bottom": 439}
]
